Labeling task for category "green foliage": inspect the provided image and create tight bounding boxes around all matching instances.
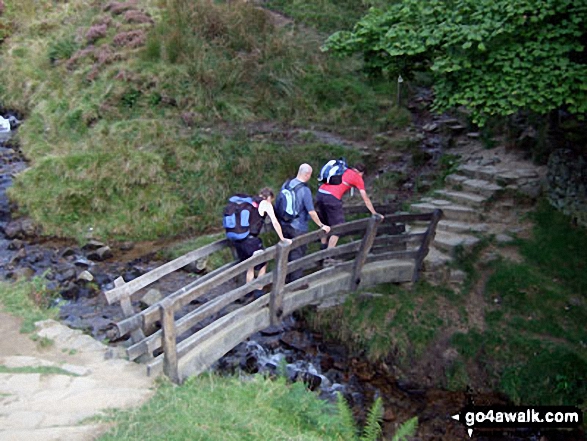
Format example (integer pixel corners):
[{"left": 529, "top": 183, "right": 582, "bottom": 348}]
[
  {"left": 324, "top": 0, "right": 587, "bottom": 126},
  {"left": 520, "top": 200, "right": 587, "bottom": 294},
  {"left": 305, "top": 282, "right": 454, "bottom": 365},
  {"left": 0, "top": 365, "right": 78, "bottom": 376},
  {"left": 392, "top": 417, "right": 418, "bottom": 441},
  {"left": 450, "top": 205, "right": 587, "bottom": 406},
  {"left": 359, "top": 397, "right": 383, "bottom": 441},
  {"left": 47, "top": 37, "right": 79, "bottom": 63},
  {"left": 0, "top": 0, "right": 404, "bottom": 241},
  {"left": 99, "top": 374, "right": 359, "bottom": 440},
  {"left": 0, "top": 278, "right": 58, "bottom": 333}
]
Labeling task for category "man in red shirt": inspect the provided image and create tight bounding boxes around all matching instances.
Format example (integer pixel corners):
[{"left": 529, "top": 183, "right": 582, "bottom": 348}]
[{"left": 315, "top": 163, "right": 382, "bottom": 250}]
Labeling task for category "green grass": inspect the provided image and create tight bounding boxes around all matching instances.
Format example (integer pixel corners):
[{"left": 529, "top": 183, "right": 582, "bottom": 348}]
[
  {"left": 304, "top": 282, "right": 458, "bottom": 364},
  {"left": 452, "top": 202, "right": 587, "bottom": 407},
  {"left": 1, "top": 0, "right": 402, "bottom": 241},
  {"left": 305, "top": 202, "right": 587, "bottom": 410},
  {"left": 0, "top": 365, "right": 79, "bottom": 376},
  {"left": 99, "top": 375, "right": 360, "bottom": 441},
  {"left": 0, "top": 278, "right": 58, "bottom": 333}
]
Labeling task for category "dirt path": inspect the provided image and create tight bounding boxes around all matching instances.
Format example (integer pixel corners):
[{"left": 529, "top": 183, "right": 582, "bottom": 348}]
[{"left": 0, "top": 312, "right": 156, "bottom": 441}]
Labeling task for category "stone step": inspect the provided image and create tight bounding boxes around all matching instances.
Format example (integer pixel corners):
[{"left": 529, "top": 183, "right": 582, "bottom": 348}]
[
  {"left": 437, "top": 220, "right": 489, "bottom": 234},
  {"left": 434, "top": 189, "right": 488, "bottom": 208},
  {"left": 422, "top": 246, "right": 452, "bottom": 272},
  {"left": 433, "top": 231, "right": 480, "bottom": 256},
  {"left": 411, "top": 202, "right": 480, "bottom": 223},
  {"left": 445, "top": 174, "right": 503, "bottom": 198},
  {"left": 456, "top": 163, "right": 539, "bottom": 186}
]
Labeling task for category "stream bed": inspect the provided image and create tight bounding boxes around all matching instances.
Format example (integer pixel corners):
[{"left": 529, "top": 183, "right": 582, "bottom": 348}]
[{"left": 0, "top": 115, "right": 582, "bottom": 440}]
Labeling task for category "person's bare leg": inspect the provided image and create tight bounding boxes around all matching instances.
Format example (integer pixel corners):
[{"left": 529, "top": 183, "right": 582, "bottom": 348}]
[
  {"left": 328, "top": 235, "right": 339, "bottom": 248},
  {"left": 246, "top": 266, "right": 255, "bottom": 284}
]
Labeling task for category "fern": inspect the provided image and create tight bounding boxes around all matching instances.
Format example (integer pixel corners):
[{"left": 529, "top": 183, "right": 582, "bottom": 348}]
[
  {"left": 360, "top": 397, "right": 383, "bottom": 441},
  {"left": 392, "top": 416, "right": 418, "bottom": 441},
  {"left": 335, "top": 392, "right": 359, "bottom": 440}
]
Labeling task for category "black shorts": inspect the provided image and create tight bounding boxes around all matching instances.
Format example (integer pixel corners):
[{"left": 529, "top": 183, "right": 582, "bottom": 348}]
[
  {"left": 233, "top": 236, "right": 266, "bottom": 271},
  {"left": 315, "top": 191, "right": 345, "bottom": 227}
]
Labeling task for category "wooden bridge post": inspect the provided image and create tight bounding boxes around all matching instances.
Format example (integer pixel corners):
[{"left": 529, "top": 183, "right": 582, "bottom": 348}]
[
  {"left": 159, "top": 297, "right": 180, "bottom": 384},
  {"left": 113, "top": 277, "right": 146, "bottom": 344},
  {"left": 270, "top": 240, "right": 291, "bottom": 326},
  {"left": 412, "top": 208, "right": 443, "bottom": 283},
  {"left": 350, "top": 214, "right": 382, "bottom": 291}
]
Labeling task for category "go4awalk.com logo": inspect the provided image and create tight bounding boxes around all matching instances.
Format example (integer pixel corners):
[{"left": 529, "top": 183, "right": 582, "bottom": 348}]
[{"left": 451, "top": 406, "right": 583, "bottom": 437}]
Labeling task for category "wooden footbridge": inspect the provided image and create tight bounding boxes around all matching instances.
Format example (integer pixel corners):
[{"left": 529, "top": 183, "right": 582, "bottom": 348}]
[{"left": 104, "top": 206, "right": 442, "bottom": 383}]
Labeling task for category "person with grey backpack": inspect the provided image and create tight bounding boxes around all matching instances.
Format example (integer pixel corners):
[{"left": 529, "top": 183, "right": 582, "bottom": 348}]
[{"left": 275, "top": 163, "right": 331, "bottom": 283}]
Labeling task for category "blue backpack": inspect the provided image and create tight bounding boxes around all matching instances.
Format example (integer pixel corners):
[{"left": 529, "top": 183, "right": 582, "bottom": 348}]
[
  {"left": 275, "top": 180, "right": 306, "bottom": 223},
  {"left": 318, "top": 157, "right": 347, "bottom": 185},
  {"left": 222, "top": 194, "right": 259, "bottom": 241}
]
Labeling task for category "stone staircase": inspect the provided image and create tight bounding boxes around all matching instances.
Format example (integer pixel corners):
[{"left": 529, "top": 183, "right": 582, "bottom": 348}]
[{"left": 409, "top": 147, "right": 546, "bottom": 286}]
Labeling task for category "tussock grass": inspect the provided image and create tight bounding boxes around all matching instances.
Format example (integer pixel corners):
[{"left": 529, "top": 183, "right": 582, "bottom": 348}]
[
  {"left": 306, "top": 202, "right": 587, "bottom": 409},
  {"left": 99, "top": 374, "right": 360, "bottom": 441},
  {"left": 0, "top": 0, "right": 401, "bottom": 241},
  {"left": 304, "top": 282, "right": 456, "bottom": 364},
  {"left": 0, "top": 278, "right": 58, "bottom": 333}
]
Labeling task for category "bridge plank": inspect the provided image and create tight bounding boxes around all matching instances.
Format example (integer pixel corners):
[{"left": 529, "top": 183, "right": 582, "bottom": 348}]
[
  {"left": 104, "top": 239, "right": 231, "bottom": 304},
  {"left": 350, "top": 215, "right": 381, "bottom": 291},
  {"left": 140, "top": 249, "right": 275, "bottom": 331},
  {"left": 160, "top": 298, "right": 179, "bottom": 383},
  {"left": 116, "top": 261, "right": 238, "bottom": 337},
  {"left": 127, "top": 272, "right": 273, "bottom": 361},
  {"left": 270, "top": 241, "right": 291, "bottom": 326}
]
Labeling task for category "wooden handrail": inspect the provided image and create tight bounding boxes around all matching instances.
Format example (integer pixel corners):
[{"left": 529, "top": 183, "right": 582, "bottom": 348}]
[
  {"left": 103, "top": 207, "right": 442, "bottom": 379},
  {"left": 104, "top": 239, "right": 230, "bottom": 304}
]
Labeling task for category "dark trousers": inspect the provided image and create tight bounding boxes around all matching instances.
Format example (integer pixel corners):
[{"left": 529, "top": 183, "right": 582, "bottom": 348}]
[{"left": 281, "top": 224, "right": 307, "bottom": 282}]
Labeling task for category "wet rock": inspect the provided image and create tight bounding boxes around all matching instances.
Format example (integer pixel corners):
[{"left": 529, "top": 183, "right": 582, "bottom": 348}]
[
  {"left": 7, "top": 239, "right": 23, "bottom": 250},
  {"left": 56, "top": 266, "right": 77, "bottom": 283},
  {"left": 82, "top": 239, "right": 106, "bottom": 251},
  {"left": 87, "top": 246, "right": 113, "bottom": 261},
  {"left": 280, "top": 330, "right": 312, "bottom": 352},
  {"left": 60, "top": 281, "right": 79, "bottom": 300},
  {"left": 93, "top": 272, "right": 113, "bottom": 287},
  {"left": 10, "top": 267, "right": 35, "bottom": 280},
  {"left": 260, "top": 325, "right": 284, "bottom": 336},
  {"left": 61, "top": 247, "right": 76, "bottom": 258},
  {"left": 140, "top": 288, "right": 162, "bottom": 307},
  {"left": 495, "top": 234, "right": 514, "bottom": 244},
  {"left": 119, "top": 241, "right": 134, "bottom": 251},
  {"left": 9, "top": 247, "right": 26, "bottom": 265},
  {"left": 74, "top": 257, "right": 91, "bottom": 268},
  {"left": 77, "top": 270, "right": 94, "bottom": 282},
  {"left": 3, "top": 220, "right": 23, "bottom": 239},
  {"left": 293, "top": 371, "right": 322, "bottom": 391}
]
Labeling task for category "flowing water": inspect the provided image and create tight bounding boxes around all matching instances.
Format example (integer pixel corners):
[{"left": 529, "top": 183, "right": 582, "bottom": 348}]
[{"left": 0, "top": 114, "right": 582, "bottom": 440}]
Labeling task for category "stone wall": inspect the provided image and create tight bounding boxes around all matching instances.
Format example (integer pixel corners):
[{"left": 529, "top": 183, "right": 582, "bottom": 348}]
[{"left": 547, "top": 149, "right": 587, "bottom": 227}]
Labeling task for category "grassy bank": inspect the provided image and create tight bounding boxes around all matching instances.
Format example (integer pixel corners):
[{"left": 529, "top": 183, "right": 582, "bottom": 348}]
[
  {"left": 98, "top": 375, "right": 386, "bottom": 441},
  {"left": 0, "top": 0, "right": 402, "bottom": 241},
  {"left": 304, "top": 201, "right": 587, "bottom": 410}
]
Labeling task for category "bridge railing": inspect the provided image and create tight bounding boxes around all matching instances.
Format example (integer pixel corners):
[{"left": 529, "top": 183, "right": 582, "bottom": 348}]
[{"left": 103, "top": 207, "right": 442, "bottom": 382}]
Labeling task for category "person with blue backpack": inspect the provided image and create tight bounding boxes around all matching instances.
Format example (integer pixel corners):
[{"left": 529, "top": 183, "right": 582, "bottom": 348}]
[
  {"left": 275, "top": 163, "right": 331, "bottom": 283},
  {"left": 223, "top": 187, "right": 291, "bottom": 297},
  {"left": 316, "top": 162, "right": 382, "bottom": 257}
]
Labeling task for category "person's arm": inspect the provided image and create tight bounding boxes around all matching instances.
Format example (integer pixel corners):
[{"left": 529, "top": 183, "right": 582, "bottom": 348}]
[
  {"left": 309, "top": 210, "right": 331, "bottom": 234},
  {"left": 359, "top": 189, "right": 383, "bottom": 219},
  {"left": 260, "top": 200, "right": 292, "bottom": 243}
]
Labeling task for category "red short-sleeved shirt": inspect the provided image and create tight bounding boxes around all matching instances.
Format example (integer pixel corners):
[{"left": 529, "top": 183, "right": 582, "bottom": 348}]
[{"left": 319, "top": 169, "right": 365, "bottom": 200}]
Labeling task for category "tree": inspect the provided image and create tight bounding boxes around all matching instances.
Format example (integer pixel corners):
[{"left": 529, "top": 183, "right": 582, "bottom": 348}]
[{"left": 323, "top": 0, "right": 587, "bottom": 126}]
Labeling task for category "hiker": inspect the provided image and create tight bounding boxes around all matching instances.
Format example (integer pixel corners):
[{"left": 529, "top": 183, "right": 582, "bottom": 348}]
[
  {"left": 315, "top": 162, "right": 382, "bottom": 253},
  {"left": 224, "top": 187, "right": 291, "bottom": 297},
  {"left": 277, "top": 163, "right": 331, "bottom": 283}
]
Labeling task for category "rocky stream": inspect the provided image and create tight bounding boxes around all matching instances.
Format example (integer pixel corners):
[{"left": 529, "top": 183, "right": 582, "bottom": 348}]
[{"left": 0, "top": 106, "right": 583, "bottom": 440}]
